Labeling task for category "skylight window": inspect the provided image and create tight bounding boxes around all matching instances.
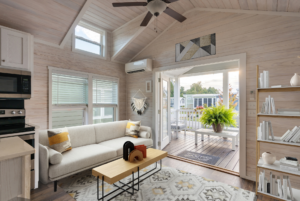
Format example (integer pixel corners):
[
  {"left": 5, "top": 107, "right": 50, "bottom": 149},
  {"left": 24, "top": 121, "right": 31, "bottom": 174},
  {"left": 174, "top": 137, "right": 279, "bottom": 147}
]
[{"left": 73, "top": 22, "right": 106, "bottom": 58}]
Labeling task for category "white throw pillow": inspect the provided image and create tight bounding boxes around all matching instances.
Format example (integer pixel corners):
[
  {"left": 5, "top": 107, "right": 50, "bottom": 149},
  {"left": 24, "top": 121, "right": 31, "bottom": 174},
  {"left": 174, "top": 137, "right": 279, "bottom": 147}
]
[
  {"left": 47, "top": 147, "right": 63, "bottom": 165},
  {"left": 139, "top": 131, "right": 150, "bottom": 138}
]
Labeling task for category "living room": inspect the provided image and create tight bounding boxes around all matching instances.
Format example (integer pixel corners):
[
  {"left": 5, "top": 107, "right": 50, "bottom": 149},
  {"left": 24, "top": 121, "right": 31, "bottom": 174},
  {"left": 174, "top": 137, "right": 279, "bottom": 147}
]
[{"left": 0, "top": 0, "right": 300, "bottom": 201}]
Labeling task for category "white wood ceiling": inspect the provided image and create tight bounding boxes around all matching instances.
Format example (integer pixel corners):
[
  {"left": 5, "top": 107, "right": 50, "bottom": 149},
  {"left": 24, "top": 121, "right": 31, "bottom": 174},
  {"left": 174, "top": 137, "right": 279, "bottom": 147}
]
[{"left": 0, "top": 0, "right": 299, "bottom": 63}]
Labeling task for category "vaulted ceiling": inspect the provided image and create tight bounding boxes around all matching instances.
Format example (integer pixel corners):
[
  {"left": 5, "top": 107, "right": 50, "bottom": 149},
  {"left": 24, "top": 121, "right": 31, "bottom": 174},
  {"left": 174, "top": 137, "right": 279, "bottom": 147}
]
[{"left": 0, "top": 0, "right": 299, "bottom": 64}]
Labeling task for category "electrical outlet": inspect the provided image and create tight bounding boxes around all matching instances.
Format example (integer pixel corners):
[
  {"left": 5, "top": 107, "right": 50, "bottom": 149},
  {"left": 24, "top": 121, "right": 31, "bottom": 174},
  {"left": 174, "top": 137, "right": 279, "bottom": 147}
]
[
  {"left": 248, "top": 110, "right": 256, "bottom": 117},
  {"left": 248, "top": 102, "right": 256, "bottom": 109}
]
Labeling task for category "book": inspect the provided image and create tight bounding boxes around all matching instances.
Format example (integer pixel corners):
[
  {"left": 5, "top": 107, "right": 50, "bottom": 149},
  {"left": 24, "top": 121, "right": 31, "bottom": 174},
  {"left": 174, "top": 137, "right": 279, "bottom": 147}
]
[
  {"left": 262, "top": 170, "right": 265, "bottom": 192},
  {"left": 270, "top": 172, "right": 273, "bottom": 195},
  {"left": 259, "top": 77, "right": 263, "bottom": 88},
  {"left": 272, "top": 175, "right": 276, "bottom": 195},
  {"left": 283, "top": 126, "right": 298, "bottom": 142},
  {"left": 281, "top": 130, "right": 291, "bottom": 141},
  {"left": 283, "top": 176, "right": 288, "bottom": 199},
  {"left": 280, "top": 157, "right": 299, "bottom": 167},
  {"left": 280, "top": 165, "right": 299, "bottom": 172},
  {"left": 268, "top": 95, "right": 271, "bottom": 114},
  {"left": 258, "top": 173, "right": 262, "bottom": 191},
  {"left": 287, "top": 176, "right": 293, "bottom": 200},
  {"left": 271, "top": 98, "right": 275, "bottom": 114},
  {"left": 263, "top": 71, "right": 269, "bottom": 88},
  {"left": 269, "top": 121, "right": 274, "bottom": 141},
  {"left": 267, "top": 182, "right": 270, "bottom": 194},
  {"left": 264, "top": 178, "right": 268, "bottom": 193},
  {"left": 290, "top": 129, "right": 300, "bottom": 143},
  {"left": 271, "top": 85, "right": 289, "bottom": 88},
  {"left": 286, "top": 127, "right": 300, "bottom": 142},
  {"left": 277, "top": 176, "right": 282, "bottom": 198},
  {"left": 260, "top": 73, "right": 264, "bottom": 88},
  {"left": 265, "top": 121, "right": 269, "bottom": 140}
]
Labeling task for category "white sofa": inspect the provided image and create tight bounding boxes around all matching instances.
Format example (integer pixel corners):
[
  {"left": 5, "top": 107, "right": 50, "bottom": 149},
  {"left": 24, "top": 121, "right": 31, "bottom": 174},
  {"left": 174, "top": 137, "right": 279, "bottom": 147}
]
[{"left": 39, "top": 121, "right": 153, "bottom": 184}]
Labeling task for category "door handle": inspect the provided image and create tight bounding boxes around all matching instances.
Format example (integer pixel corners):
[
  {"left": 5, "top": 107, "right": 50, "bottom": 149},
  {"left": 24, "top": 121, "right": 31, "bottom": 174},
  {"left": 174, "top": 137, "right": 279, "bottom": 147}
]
[{"left": 2, "top": 60, "right": 5, "bottom": 62}]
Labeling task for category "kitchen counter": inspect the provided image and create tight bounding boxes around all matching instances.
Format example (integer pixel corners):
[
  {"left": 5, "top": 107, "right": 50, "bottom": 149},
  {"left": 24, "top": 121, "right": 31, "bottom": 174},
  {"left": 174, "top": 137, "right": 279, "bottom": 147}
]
[{"left": 0, "top": 137, "right": 35, "bottom": 201}]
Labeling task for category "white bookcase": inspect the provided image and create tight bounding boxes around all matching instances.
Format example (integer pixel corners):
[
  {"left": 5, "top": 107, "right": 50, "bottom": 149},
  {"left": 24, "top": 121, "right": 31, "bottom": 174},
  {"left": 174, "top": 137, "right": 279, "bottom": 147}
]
[{"left": 255, "top": 65, "right": 300, "bottom": 201}]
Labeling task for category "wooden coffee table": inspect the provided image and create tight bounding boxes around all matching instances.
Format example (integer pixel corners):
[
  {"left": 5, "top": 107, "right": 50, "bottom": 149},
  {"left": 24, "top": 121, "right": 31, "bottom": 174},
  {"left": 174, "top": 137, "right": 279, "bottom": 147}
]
[{"left": 92, "top": 148, "right": 168, "bottom": 201}]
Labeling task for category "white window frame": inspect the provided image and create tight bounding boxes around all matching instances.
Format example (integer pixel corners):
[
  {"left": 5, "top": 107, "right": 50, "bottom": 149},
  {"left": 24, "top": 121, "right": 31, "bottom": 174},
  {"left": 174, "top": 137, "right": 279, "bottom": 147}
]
[
  {"left": 48, "top": 66, "right": 119, "bottom": 129},
  {"left": 72, "top": 21, "right": 107, "bottom": 60}
]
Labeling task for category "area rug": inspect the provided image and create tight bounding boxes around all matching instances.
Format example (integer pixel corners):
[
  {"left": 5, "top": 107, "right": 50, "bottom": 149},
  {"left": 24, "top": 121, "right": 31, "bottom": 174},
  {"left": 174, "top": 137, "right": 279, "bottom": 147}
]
[
  {"left": 58, "top": 164, "right": 256, "bottom": 201},
  {"left": 177, "top": 150, "right": 220, "bottom": 165}
]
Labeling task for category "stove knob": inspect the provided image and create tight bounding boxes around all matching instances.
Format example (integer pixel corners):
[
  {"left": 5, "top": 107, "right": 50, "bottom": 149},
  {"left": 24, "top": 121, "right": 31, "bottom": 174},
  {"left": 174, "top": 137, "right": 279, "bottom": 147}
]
[
  {"left": 18, "top": 111, "right": 23, "bottom": 114},
  {"left": 11, "top": 111, "right": 16, "bottom": 115}
]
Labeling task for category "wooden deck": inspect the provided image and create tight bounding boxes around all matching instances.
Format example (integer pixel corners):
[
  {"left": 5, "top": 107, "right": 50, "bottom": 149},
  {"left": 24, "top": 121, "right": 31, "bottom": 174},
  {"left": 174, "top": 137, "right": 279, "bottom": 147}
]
[{"left": 163, "top": 131, "right": 239, "bottom": 172}]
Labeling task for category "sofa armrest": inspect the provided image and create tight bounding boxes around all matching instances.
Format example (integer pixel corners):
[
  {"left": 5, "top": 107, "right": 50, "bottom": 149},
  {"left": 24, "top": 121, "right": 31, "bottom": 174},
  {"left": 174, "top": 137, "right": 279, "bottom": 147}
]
[
  {"left": 140, "top": 126, "right": 152, "bottom": 139},
  {"left": 39, "top": 144, "right": 51, "bottom": 184}
]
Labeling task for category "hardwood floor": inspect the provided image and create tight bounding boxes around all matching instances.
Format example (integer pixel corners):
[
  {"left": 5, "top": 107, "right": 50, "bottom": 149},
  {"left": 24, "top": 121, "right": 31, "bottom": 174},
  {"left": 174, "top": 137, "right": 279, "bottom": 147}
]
[
  {"left": 163, "top": 131, "right": 240, "bottom": 172},
  {"left": 30, "top": 157, "right": 274, "bottom": 201}
]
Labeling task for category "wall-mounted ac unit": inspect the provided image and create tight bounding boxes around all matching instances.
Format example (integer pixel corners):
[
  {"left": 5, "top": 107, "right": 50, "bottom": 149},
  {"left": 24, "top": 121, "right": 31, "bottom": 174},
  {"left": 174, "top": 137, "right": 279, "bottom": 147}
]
[{"left": 125, "top": 59, "right": 152, "bottom": 74}]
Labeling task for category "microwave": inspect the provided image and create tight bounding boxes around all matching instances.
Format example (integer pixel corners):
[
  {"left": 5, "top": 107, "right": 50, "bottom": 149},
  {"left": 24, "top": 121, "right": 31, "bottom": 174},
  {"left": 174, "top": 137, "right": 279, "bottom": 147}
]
[{"left": 0, "top": 68, "right": 31, "bottom": 99}]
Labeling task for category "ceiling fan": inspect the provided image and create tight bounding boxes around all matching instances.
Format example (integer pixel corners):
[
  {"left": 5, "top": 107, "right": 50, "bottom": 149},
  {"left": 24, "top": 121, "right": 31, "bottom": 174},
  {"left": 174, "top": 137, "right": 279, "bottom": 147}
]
[{"left": 112, "top": 0, "right": 187, "bottom": 26}]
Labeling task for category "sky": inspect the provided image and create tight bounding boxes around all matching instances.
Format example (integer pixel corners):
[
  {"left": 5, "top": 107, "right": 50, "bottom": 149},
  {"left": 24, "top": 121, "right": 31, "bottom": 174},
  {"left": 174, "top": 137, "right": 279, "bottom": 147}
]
[{"left": 180, "top": 71, "right": 239, "bottom": 93}]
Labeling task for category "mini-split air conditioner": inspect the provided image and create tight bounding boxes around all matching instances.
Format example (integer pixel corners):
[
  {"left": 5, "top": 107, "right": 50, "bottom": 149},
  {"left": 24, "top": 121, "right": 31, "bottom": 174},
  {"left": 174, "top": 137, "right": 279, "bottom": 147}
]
[{"left": 125, "top": 59, "right": 152, "bottom": 74}]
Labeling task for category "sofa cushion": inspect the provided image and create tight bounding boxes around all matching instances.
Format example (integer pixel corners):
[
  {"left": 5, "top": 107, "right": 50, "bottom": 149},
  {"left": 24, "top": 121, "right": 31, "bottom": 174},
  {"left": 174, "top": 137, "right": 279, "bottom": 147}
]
[
  {"left": 99, "top": 137, "right": 153, "bottom": 155},
  {"left": 39, "top": 128, "right": 63, "bottom": 146},
  {"left": 94, "top": 121, "right": 128, "bottom": 143},
  {"left": 49, "top": 144, "right": 117, "bottom": 179},
  {"left": 47, "top": 147, "right": 63, "bottom": 165},
  {"left": 67, "top": 125, "right": 96, "bottom": 148}
]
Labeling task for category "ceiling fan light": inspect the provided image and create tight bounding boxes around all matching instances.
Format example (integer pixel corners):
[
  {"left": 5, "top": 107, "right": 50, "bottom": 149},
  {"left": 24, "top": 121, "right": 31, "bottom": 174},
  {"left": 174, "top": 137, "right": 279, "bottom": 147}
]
[{"left": 147, "top": 0, "right": 167, "bottom": 17}]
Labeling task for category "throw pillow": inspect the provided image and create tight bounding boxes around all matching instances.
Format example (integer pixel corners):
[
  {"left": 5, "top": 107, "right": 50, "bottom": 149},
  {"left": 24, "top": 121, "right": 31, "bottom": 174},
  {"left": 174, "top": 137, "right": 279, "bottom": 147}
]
[
  {"left": 139, "top": 131, "right": 150, "bottom": 138},
  {"left": 48, "top": 128, "right": 72, "bottom": 153},
  {"left": 126, "top": 120, "right": 141, "bottom": 138},
  {"left": 47, "top": 147, "right": 63, "bottom": 165}
]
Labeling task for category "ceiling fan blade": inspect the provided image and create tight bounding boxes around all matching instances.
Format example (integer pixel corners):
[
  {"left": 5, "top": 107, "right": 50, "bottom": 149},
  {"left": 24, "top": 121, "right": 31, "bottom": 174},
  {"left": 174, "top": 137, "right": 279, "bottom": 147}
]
[
  {"left": 140, "top": 11, "right": 153, "bottom": 26},
  {"left": 163, "top": 7, "right": 186, "bottom": 22},
  {"left": 112, "top": 2, "right": 147, "bottom": 7},
  {"left": 163, "top": 0, "right": 178, "bottom": 3}
]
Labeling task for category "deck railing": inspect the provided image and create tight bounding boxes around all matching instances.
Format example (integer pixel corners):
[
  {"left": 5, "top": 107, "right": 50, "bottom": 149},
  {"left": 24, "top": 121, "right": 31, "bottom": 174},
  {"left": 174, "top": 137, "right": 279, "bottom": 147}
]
[{"left": 171, "top": 108, "right": 239, "bottom": 132}]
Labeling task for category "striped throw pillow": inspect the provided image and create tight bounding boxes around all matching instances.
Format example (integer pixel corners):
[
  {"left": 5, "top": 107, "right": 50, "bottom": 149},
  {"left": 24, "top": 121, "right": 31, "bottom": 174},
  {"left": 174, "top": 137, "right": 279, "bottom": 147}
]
[
  {"left": 125, "top": 120, "right": 141, "bottom": 138},
  {"left": 48, "top": 128, "right": 72, "bottom": 153}
]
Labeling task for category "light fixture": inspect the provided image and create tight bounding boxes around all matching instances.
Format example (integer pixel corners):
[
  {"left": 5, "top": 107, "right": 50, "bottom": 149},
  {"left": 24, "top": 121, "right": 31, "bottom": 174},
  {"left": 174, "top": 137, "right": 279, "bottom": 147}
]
[{"left": 147, "top": 0, "right": 167, "bottom": 17}]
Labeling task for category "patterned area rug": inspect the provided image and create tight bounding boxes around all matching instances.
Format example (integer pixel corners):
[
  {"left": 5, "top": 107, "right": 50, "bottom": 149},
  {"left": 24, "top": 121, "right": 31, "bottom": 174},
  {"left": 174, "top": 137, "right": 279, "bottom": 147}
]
[{"left": 58, "top": 164, "right": 256, "bottom": 201}]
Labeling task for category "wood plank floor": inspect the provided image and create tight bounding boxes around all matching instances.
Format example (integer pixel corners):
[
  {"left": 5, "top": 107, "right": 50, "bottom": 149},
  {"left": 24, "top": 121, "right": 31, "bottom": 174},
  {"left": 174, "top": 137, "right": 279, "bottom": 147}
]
[
  {"left": 30, "top": 157, "right": 275, "bottom": 201},
  {"left": 163, "top": 131, "right": 240, "bottom": 172}
]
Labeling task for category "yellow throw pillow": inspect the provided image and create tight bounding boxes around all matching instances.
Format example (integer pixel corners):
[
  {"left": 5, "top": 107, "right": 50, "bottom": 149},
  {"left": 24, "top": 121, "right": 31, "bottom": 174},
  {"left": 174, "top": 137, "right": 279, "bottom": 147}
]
[
  {"left": 48, "top": 128, "right": 72, "bottom": 153},
  {"left": 126, "top": 120, "right": 141, "bottom": 138}
]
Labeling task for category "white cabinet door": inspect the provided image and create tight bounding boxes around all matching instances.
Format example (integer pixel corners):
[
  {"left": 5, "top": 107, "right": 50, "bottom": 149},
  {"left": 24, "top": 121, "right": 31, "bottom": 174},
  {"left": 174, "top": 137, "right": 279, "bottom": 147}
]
[{"left": 0, "top": 28, "right": 29, "bottom": 70}]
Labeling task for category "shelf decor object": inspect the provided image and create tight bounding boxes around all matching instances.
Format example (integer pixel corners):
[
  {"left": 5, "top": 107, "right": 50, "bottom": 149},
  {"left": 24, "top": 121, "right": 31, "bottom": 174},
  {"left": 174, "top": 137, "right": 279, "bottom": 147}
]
[
  {"left": 290, "top": 73, "right": 300, "bottom": 86},
  {"left": 255, "top": 65, "right": 300, "bottom": 201},
  {"left": 262, "top": 152, "right": 276, "bottom": 165}
]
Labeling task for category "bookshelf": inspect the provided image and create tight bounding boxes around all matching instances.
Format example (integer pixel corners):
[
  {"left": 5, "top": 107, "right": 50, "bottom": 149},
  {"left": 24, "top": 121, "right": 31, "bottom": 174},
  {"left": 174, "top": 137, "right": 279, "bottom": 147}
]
[{"left": 255, "top": 65, "right": 300, "bottom": 200}]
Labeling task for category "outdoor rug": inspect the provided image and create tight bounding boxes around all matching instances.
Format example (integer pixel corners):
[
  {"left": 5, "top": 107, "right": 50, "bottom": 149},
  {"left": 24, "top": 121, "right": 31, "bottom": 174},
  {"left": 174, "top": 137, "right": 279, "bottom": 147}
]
[
  {"left": 177, "top": 150, "right": 220, "bottom": 165},
  {"left": 58, "top": 164, "right": 256, "bottom": 201}
]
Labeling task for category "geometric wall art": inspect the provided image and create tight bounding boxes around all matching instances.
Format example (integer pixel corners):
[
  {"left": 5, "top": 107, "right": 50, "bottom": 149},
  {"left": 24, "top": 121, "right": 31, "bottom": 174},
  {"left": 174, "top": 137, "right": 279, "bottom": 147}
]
[{"left": 175, "top": 33, "right": 216, "bottom": 62}]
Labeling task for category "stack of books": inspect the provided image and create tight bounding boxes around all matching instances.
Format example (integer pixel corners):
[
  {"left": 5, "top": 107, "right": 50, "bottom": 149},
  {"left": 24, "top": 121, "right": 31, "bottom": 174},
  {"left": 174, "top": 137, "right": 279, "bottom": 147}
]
[
  {"left": 279, "top": 157, "right": 299, "bottom": 172},
  {"left": 259, "top": 71, "right": 269, "bottom": 88},
  {"left": 277, "top": 109, "right": 300, "bottom": 116},
  {"left": 280, "top": 126, "right": 300, "bottom": 143},
  {"left": 258, "top": 171, "right": 293, "bottom": 200},
  {"left": 260, "top": 95, "right": 276, "bottom": 114},
  {"left": 257, "top": 121, "right": 274, "bottom": 141}
]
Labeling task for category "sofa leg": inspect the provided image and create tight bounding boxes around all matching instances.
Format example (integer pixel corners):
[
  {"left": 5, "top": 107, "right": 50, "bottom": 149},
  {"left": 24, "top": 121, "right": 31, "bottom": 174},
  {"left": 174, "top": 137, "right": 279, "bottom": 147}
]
[{"left": 54, "top": 180, "right": 58, "bottom": 192}]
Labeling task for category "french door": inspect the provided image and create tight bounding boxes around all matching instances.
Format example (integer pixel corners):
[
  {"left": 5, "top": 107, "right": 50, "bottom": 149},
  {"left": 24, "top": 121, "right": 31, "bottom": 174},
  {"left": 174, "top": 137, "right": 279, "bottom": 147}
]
[{"left": 160, "top": 73, "right": 171, "bottom": 149}]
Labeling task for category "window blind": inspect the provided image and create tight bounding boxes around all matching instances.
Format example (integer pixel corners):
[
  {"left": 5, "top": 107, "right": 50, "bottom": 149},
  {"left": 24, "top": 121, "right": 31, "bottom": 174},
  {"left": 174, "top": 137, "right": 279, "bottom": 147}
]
[
  {"left": 52, "top": 72, "right": 88, "bottom": 105},
  {"left": 93, "top": 77, "right": 118, "bottom": 105}
]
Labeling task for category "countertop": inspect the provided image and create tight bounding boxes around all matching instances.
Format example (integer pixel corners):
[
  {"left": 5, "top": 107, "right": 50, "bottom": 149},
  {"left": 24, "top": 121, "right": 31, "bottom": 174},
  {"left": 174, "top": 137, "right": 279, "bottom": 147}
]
[{"left": 0, "top": 137, "right": 35, "bottom": 162}]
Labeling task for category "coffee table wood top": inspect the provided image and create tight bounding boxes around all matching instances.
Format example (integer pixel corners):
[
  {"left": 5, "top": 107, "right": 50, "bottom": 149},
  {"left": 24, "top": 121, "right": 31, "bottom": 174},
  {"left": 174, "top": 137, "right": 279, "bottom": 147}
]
[{"left": 92, "top": 148, "right": 168, "bottom": 184}]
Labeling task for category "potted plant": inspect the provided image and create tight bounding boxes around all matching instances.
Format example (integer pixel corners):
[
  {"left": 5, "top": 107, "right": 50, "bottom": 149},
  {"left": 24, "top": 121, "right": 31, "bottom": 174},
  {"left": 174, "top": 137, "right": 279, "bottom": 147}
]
[{"left": 199, "top": 105, "right": 237, "bottom": 133}]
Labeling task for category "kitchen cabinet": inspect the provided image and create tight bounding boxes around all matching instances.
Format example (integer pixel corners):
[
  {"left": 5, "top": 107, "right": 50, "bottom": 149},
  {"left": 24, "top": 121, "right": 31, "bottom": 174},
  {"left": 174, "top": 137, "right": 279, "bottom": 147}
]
[{"left": 0, "top": 26, "right": 33, "bottom": 72}]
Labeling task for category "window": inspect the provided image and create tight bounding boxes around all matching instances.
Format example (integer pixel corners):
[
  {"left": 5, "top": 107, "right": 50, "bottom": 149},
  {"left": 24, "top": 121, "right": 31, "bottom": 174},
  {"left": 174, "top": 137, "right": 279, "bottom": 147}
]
[
  {"left": 93, "top": 76, "right": 118, "bottom": 124},
  {"left": 73, "top": 22, "right": 106, "bottom": 58},
  {"left": 49, "top": 67, "right": 119, "bottom": 129},
  {"left": 51, "top": 71, "right": 88, "bottom": 129}
]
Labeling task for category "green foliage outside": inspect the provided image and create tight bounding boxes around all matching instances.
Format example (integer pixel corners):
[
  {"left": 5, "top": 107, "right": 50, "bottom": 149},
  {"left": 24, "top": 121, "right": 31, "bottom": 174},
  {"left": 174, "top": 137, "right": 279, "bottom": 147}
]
[
  {"left": 171, "top": 81, "right": 219, "bottom": 97},
  {"left": 200, "top": 105, "right": 237, "bottom": 128}
]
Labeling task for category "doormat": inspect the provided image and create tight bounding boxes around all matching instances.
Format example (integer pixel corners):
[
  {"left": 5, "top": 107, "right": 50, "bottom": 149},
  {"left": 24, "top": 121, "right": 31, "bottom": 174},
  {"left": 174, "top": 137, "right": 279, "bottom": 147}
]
[{"left": 177, "top": 150, "right": 220, "bottom": 165}]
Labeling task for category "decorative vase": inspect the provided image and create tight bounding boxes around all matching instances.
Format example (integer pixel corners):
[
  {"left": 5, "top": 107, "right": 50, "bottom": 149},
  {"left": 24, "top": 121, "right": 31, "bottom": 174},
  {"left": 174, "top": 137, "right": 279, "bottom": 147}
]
[
  {"left": 262, "top": 152, "right": 276, "bottom": 165},
  {"left": 290, "top": 73, "right": 300, "bottom": 86},
  {"left": 212, "top": 123, "right": 223, "bottom": 133}
]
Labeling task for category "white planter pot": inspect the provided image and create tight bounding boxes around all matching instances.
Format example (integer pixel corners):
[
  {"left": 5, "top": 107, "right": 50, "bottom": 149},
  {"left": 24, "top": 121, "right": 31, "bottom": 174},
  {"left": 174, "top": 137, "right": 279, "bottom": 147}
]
[
  {"left": 290, "top": 73, "right": 300, "bottom": 86},
  {"left": 262, "top": 152, "right": 276, "bottom": 165}
]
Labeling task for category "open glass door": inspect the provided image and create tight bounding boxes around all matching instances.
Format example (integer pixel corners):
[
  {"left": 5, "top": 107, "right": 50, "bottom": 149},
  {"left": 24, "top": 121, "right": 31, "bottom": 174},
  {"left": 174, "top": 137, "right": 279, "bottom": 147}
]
[{"left": 160, "top": 73, "right": 171, "bottom": 149}]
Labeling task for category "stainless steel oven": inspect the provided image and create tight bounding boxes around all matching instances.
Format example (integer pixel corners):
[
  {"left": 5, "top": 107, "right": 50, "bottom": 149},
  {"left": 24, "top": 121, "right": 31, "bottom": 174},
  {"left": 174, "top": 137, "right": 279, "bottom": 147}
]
[{"left": 0, "top": 68, "right": 31, "bottom": 99}]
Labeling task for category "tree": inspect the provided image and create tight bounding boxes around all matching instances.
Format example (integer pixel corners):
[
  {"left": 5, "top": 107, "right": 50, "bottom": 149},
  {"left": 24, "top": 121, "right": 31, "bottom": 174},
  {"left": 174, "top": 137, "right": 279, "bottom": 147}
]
[
  {"left": 218, "top": 84, "right": 238, "bottom": 109},
  {"left": 184, "top": 82, "right": 219, "bottom": 94},
  {"left": 170, "top": 82, "right": 185, "bottom": 97}
]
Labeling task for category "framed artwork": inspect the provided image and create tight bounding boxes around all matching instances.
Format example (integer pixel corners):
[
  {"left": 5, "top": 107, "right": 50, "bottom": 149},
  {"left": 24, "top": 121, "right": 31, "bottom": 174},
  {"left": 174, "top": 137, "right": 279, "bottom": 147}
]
[
  {"left": 146, "top": 80, "right": 152, "bottom": 93},
  {"left": 175, "top": 33, "right": 216, "bottom": 62}
]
